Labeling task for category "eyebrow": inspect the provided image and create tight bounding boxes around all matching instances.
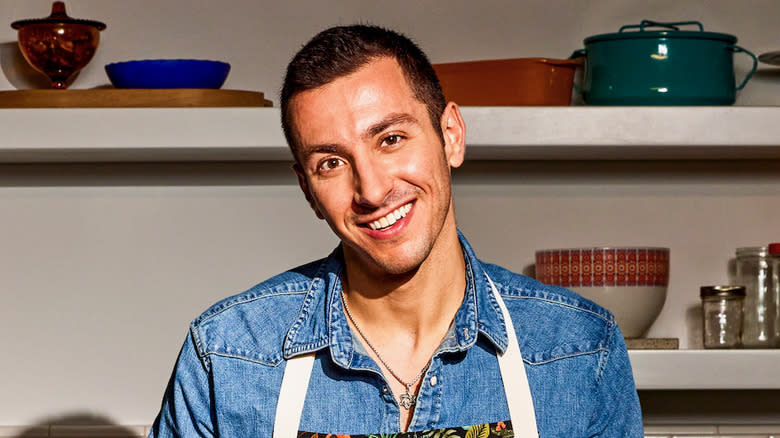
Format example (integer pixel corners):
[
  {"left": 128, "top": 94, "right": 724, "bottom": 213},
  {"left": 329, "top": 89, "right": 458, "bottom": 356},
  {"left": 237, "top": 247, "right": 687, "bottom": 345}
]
[
  {"left": 297, "top": 143, "right": 340, "bottom": 161},
  {"left": 302, "top": 144, "right": 339, "bottom": 154},
  {"left": 364, "top": 113, "right": 419, "bottom": 140}
]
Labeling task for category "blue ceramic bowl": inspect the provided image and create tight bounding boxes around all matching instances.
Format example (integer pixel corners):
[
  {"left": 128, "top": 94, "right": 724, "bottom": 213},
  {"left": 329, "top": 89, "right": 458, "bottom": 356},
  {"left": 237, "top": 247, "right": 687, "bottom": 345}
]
[{"left": 105, "top": 59, "right": 230, "bottom": 89}]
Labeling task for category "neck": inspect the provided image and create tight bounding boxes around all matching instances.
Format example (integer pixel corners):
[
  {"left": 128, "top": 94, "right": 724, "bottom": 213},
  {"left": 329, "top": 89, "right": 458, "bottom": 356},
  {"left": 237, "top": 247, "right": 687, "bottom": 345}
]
[{"left": 341, "top": 219, "right": 466, "bottom": 342}]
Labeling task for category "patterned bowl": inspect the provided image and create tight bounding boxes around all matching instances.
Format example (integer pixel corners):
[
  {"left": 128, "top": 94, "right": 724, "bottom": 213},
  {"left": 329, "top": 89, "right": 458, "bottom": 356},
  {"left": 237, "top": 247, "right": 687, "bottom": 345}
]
[{"left": 535, "top": 247, "right": 669, "bottom": 338}]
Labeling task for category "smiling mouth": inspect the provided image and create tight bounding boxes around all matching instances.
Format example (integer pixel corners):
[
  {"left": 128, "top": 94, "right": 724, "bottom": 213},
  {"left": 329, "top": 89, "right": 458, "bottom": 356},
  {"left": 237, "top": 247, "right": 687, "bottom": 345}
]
[{"left": 366, "top": 202, "right": 412, "bottom": 230}]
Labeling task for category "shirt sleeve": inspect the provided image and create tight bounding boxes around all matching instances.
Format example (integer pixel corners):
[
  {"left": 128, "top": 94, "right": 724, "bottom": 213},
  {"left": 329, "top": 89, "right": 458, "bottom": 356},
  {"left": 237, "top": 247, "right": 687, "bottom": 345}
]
[
  {"left": 591, "top": 322, "right": 644, "bottom": 437},
  {"left": 149, "top": 329, "right": 216, "bottom": 438}
]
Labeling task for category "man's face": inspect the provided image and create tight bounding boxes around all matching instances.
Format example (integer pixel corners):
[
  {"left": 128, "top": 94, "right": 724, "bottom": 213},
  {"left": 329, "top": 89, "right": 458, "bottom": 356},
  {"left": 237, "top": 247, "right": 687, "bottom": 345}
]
[{"left": 290, "top": 57, "right": 465, "bottom": 277}]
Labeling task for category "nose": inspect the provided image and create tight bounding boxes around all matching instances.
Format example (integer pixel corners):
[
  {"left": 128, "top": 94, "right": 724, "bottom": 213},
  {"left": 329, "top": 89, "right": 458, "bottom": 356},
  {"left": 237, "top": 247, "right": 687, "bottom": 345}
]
[{"left": 352, "top": 155, "right": 393, "bottom": 209}]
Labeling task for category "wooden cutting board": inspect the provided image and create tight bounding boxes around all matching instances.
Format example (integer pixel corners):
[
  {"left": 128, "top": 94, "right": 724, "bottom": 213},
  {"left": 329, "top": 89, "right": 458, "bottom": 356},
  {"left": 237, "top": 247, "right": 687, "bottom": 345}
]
[
  {"left": 625, "top": 338, "right": 679, "bottom": 350},
  {"left": 0, "top": 89, "right": 273, "bottom": 108}
]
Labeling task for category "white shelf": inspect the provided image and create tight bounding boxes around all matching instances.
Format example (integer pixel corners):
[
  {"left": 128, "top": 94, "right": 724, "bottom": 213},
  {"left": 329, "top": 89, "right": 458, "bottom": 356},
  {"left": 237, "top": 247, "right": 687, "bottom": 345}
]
[
  {"left": 630, "top": 350, "right": 780, "bottom": 390},
  {"left": 464, "top": 106, "right": 780, "bottom": 160},
  {"left": 1, "top": 106, "right": 780, "bottom": 163},
  {"left": 0, "top": 107, "right": 289, "bottom": 163}
]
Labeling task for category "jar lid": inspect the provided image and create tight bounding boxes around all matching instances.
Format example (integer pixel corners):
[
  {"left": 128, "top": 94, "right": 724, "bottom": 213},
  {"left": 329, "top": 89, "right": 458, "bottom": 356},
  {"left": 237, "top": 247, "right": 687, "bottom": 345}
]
[
  {"left": 769, "top": 243, "right": 780, "bottom": 255},
  {"left": 700, "top": 285, "right": 746, "bottom": 298},
  {"left": 11, "top": 1, "right": 106, "bottom": 31},
  {"left": 736, "top": 246, "right": 768, "bottom": 257}
]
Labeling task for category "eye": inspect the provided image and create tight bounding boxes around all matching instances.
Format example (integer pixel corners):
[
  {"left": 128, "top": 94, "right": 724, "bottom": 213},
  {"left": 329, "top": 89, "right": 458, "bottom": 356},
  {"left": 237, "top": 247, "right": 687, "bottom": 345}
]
[
  {"left": 318, "top": 157, "right": 344, "bottom": 172},
  {"left": 381, "top": 134, "right": 403, "bottom": 147}
]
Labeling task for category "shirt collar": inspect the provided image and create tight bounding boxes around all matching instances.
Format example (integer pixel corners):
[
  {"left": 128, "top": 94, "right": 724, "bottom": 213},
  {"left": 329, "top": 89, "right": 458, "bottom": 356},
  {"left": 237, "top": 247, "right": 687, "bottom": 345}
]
[{"left": 282, "top": 231, "right": 510, "bottom": 364}]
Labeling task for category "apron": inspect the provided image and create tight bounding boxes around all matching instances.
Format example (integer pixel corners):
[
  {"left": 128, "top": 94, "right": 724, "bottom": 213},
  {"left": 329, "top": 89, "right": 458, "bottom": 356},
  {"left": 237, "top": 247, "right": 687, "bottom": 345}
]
[{"left": 273, "top": 275, "right": 539, "bottom": 438}]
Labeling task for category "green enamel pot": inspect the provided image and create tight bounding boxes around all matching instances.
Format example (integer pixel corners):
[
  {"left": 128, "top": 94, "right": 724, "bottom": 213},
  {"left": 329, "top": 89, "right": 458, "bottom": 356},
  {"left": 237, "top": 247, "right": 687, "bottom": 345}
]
[{"left": 572, "top": 20, "right": 757, "bottom": 105}]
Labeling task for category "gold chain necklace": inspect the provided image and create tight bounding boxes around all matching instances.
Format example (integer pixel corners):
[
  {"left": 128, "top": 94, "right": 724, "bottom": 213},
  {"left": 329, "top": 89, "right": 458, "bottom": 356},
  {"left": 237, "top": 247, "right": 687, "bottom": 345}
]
[{"left": 340, "top": 290, "right": 431, "bottom": 410}]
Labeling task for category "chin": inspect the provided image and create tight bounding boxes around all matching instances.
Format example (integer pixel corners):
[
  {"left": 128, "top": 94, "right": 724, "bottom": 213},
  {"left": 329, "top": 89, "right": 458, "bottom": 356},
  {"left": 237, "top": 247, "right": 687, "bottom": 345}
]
[
  {"left": 367, "top": 244, "right": 432, "bottom": 276},
  {"left": 372, "top": 259, "right": 421, "bottom": 277},
  {"left": 342, "top": 240, "right": 427, "bottom": 278}
]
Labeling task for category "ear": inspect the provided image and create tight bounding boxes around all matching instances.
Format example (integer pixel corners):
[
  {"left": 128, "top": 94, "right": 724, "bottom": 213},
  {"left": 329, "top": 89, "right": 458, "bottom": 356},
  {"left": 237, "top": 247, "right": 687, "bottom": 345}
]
[
  {"left": 440, "top": 102, "right": 466, "bottom": 168},
  {"left": 293, "top": 163, "right": 325, "bottom": 220}
]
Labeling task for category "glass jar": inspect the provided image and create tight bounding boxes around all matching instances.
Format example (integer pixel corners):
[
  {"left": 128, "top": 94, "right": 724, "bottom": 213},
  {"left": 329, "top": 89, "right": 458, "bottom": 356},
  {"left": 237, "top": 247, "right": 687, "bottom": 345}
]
[
  {"left": 736, "top": 246, "right": 774, "bottom": 348},
  {"left": 701, "top": 285, "right": 745, "bottom": 349},
  {"left": 769, "top": 243, "right": 780, "bottom": 347}
]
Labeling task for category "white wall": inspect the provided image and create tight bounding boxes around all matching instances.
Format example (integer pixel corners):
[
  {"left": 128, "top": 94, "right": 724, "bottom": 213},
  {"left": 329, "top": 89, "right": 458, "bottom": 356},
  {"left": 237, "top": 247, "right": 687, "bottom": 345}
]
[
  {"left": 2, "top": 0, "right": 780, "bottom": 429},
  {"left": 0, "top": 163, "right": 338, "bottom": 426}
]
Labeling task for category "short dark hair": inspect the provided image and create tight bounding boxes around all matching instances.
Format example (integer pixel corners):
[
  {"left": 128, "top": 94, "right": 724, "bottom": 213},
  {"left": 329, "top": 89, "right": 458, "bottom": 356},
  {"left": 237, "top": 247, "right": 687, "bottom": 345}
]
[{"left": 280, "top": 25, "right": 446, "bottom": 156}]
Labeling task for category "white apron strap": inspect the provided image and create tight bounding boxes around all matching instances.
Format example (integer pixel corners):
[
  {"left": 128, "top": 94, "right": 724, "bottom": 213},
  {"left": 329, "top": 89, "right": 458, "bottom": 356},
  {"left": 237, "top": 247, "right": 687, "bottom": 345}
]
[
  {"left": 486, "top": 274, "right": 540, "bottom": 438},
  {"left": 273, "top": 353, "right": 315, "bottom": 438},
  {"left": 272, "top": 277, "right": 539, "bottom": 438}
]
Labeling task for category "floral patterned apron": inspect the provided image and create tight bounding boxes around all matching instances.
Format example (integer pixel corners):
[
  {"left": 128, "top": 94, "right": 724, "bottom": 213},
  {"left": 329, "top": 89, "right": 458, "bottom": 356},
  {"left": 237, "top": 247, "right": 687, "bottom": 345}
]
[{"left": 272, "top": 275, "right": 539, "bottom": 438}]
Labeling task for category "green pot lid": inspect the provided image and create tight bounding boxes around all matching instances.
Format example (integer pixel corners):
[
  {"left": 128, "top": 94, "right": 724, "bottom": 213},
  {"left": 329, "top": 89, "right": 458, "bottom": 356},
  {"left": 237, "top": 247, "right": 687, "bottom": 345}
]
[
  {"left": 584, "top": 20, "right": 736, "bottom": 44},
  {"left": 585, "top": 30, "right": 737, "bottom": 44}
]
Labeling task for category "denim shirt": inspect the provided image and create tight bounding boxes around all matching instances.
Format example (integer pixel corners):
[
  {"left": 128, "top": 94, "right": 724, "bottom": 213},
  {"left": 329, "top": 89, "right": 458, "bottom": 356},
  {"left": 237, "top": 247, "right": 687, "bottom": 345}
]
[{"left": 150, "top": 232, "right": 643, "bottom": 437}]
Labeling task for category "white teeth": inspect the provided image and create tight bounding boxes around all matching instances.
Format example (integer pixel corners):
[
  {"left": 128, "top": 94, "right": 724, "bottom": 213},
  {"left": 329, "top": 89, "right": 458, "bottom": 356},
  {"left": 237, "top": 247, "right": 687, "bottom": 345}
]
[{"left": 368, "top": 203, "right": 412, "bottom": 230}]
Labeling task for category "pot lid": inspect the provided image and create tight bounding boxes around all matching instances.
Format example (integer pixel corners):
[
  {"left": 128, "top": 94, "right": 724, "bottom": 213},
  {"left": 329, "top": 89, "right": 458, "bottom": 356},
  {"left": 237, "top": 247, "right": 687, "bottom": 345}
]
[
  {"left": 584, "top": 20, "right": 736, "bottom": 44},
  {"left": 11, "top": 1, "right": 106, "bottom": 30}
]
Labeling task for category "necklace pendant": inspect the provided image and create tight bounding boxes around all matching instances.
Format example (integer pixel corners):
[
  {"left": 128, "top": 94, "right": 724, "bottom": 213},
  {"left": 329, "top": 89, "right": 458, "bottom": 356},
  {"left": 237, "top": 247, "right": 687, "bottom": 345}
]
[{"left": 399, "top": 391, "right": 416, "bottom": 409}]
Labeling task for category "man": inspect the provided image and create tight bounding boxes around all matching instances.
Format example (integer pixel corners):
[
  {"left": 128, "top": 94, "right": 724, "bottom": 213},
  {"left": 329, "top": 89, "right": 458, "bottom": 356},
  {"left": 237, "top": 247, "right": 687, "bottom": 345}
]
[{"left": 150, "top": 25, "right": 643, "bottom": 437}]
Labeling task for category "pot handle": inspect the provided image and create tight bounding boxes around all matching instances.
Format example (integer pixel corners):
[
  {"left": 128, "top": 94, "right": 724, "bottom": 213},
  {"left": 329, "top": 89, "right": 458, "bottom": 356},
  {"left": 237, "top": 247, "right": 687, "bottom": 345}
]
[
  {"left": 619, "top": 20, "right": 704, "bottom": 32},
  {"left": 568, "top": 49, "right": 587, "bottom": 94},
  {"left": 728, "top": 45, "right": 758, "bottom": 91}
]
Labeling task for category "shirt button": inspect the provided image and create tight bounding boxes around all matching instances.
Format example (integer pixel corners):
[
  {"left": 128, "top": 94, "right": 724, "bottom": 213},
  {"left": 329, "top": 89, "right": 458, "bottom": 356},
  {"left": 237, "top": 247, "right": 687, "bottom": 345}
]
[
  {"left": 382, "top": 386, "right": 390, "bottom": 394},
  {"left": 430, "top": 376, "right": 438, "bottom": 386}
]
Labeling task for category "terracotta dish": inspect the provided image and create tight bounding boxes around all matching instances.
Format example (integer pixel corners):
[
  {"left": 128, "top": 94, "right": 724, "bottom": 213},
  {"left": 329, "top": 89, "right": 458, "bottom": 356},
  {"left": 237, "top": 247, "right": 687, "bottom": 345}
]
[{"left": 432, "top": 58, "right": 582, "bottom": 106}]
